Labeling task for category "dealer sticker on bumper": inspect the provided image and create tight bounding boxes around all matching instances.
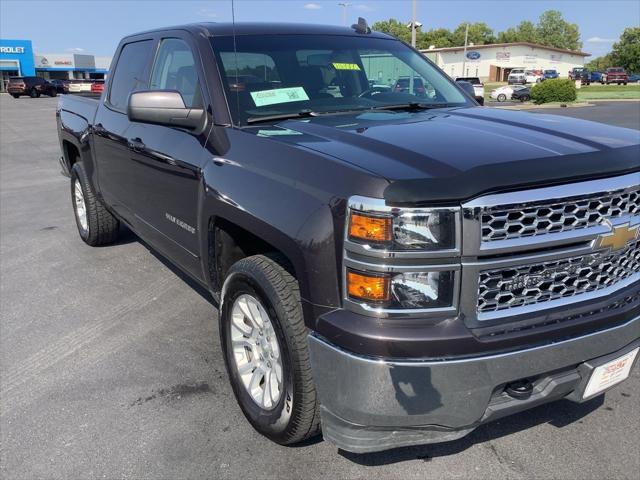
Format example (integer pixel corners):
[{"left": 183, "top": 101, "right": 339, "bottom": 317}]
[{"left": 583, "top": 347, "right": 638, "bottom": 399}]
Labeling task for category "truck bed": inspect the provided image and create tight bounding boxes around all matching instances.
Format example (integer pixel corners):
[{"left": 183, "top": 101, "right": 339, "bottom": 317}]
[{"left": 58, "top": 93, "right": 99, "bottom": 125}]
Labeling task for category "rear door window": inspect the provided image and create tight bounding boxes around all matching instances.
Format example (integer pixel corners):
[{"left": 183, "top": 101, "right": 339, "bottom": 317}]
[{"left": 108, "top": 39, "right": 153, "bottom": 110}]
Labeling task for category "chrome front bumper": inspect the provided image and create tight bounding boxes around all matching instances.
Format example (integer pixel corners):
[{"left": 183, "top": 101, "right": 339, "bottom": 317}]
[{"left": 308, "top": 315, "right": 640, "bottom": 453}]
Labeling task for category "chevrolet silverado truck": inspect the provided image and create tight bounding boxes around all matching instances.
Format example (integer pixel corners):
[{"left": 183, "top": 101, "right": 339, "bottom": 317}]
[{"left": 56, "top": 21, "right": 640, "bottom": 454}]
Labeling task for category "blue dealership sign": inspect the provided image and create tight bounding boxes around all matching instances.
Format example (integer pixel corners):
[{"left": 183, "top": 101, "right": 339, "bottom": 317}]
[
  {"left": 466, "top": 51, "right": 481, "bottom": 60},
  {"left": 0, "top": 39, "right": 35, "bottom": 75}
]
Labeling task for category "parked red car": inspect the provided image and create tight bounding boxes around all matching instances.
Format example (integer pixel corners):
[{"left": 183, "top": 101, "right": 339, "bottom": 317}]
[
  {"left": 90, "top": 80, "right": 105, "bottom": 94},
  {"left": 604, "top": 67, "right": 629, "bottom": 85}
]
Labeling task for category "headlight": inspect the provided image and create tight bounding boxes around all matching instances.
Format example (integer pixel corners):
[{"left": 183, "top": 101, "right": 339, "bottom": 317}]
[
  {"left": 393, "top": 210, "right": 456, "bottom": 250},
  {"left": 344, "top": 197, "right": 460, "bottom": 316},
  {"left": 390, "top": 271, "right": 455, "bottom": 308},
  {"left": 347, "top": 203, "right": 458, "bottom": 252},
  {"left": 346, "top": 269, "right": 456, "bottom": 309}
]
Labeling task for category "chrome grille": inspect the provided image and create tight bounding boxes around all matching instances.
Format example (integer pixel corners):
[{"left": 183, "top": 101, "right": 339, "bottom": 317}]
[
  {"left": 481, "top": 186, "right": 640, "bottom": 242},
  {"left": 477, "top": 240, "right": 640, "bottom": 314}
]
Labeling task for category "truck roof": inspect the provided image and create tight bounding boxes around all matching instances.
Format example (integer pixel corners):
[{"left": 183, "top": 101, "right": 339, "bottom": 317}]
[{"left": 123, "top": 22, "right": 394, "bottom": 41}]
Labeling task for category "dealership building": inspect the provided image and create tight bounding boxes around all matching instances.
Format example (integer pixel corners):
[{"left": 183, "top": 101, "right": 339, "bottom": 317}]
[
  {"left": 0, "top": 38, "right": 111, "bottom": 91},
  {"left": 422, "top": 42, "right": 590, "bottom": 82}
]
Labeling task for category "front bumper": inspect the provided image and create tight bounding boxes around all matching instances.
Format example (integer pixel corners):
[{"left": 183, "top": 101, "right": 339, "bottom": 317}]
[{"left": 308, "top": 315, "right": 640, "bottom": 453}]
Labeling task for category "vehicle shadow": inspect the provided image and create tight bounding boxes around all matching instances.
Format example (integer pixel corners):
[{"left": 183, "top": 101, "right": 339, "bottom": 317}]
[
  {"left": 338, "top": 395, "right": 604, "bottom": 466},
  {"left": 115, "top": 226, "right": 216, "bottom": 307},
  {"left": 112, "top": 226, "right": 607, "bottom": 465},
  {"left": 110, "top": 224, "right": 140, "bottom": 246}
]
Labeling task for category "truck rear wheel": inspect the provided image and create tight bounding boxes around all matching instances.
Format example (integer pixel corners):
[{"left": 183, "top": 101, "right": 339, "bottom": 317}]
[
  {"left": 220, "top": 254, "right": 320, "bottom": 445},
  {"left": 70, "top": 163, "right": 119, "bottom": 246}
]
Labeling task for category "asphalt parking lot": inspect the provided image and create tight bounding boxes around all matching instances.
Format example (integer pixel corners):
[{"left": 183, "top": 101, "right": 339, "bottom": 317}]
[{"left": 1, "top": 94, "right": 639, "bottom": 480}]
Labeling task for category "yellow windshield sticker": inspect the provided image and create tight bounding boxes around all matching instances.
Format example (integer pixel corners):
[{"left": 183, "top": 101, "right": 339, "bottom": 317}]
[
  {"left": 250, "top": 87, "right": 310, "bottom": 107},
  {"left": 332, "top": 62, "right": 361, "bottom": 71}
]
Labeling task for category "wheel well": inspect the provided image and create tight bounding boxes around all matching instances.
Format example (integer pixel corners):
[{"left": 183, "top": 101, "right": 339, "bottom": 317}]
[
  {"left": 209, "top": 217, "right": 294, "bottom": 291},
  {"left": 63, "top": 141, "right": 80, "bottom": 168}
]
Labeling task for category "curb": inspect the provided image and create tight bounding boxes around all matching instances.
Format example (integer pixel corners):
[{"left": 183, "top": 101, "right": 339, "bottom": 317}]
[
  {"left": 494, "top": 102, "right": 594, "bottom": 110},
  {"left": 586, "top": 98, "right": 640, "bottom": 103}
]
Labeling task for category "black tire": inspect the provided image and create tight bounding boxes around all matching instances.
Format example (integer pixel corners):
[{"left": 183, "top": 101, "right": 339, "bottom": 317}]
[
  {"left": 70, "top": 162, "right": 119, "bottom": 246},
  {"left": 220, "top": 254, "right": 320, "bottom": 445},
  {"left": 29, "top": 88, "right": 40, "bottom": 98},
  {"left": 49, "top": 88, "right": 57, "bottom": 97},
  {"left": 11, "top": 93, "right": 19, "bottom": 99},
  {"left": 623, "top": 82, "right": 627, "bottom": 86},
  {"left": 497, "top": 93, "right": 506, "bottom": 102}
]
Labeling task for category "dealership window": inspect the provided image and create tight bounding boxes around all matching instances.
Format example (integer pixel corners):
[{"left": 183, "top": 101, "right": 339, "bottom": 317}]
[
  {"left": 108, "top": 39, "right": 153, "bottom": 110},
  {"left": 150, "top": 38, "right": 202, "bottom": 108}
]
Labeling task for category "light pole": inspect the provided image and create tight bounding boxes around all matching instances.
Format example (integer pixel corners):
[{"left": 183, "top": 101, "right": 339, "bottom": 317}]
[
  {"left": 406, "top": 0, "right": 422, "bottom": 94},
  {"left": 461, "top": 22, "right": 469, "bottom": 78},
  {"left": 338, "top": 2, "right": 352, "bottom": 26},
  {"left": 411, "top": 0, "right": 417, "bottom": 48}
]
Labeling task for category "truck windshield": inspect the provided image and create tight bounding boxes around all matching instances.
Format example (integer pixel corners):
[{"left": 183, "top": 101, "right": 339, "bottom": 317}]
[{"left": 210, "top": 34, "right": 469, "bottom": 125}]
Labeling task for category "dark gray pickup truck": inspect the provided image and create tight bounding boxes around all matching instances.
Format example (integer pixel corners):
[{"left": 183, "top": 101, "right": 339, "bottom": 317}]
[{"left": 57, "top": 20, "right": 640, "bottom": 454}]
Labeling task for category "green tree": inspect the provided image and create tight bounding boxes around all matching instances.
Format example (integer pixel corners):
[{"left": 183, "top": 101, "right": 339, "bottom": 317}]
[
  {"left": 535, "top": 10, "right": 582, "bottom": 50},
  {"left": 497, "top": 21, "right": 539, "bottom": 44},
  {"left": 421, "top": 28, "right": 453, "bottom": 48},
  {"left": 611, "top": 27, "right": 640, "bottom": 72},
  {"left": 451, "top": 22, "right": 496, "bottom": 46},
  {"left": 585, "top": 54, "right": 615, "bottom": 72},
  {"left": 371, "top": 18, "right": 412, "bottom": 44}
]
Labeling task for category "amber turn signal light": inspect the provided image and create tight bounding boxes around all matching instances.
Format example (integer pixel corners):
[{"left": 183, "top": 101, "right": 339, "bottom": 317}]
[
  {"left": 349, "top": 212, "right": 392, "bottom": 243},
  {"left": 347, "top": 270, "right": 391, "bottom": 303}
]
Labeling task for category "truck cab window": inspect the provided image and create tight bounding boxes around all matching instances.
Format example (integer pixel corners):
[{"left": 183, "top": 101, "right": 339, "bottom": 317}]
[
  {"left": 150, "top": 38, "right": 202, "bottom": 108},
  {"left": 108, "top": 40, "right": 153, "bottom": 110}
]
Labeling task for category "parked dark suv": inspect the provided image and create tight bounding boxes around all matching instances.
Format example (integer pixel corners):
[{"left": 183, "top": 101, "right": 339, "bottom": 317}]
[
  {"left": 49, "top": 79, "right": 70, "bottom": 94},
  {"left": 7, "top": 76, "right": 57, "bottom": 98}
]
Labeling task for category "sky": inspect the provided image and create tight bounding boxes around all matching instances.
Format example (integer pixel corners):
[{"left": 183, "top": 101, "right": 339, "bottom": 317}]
[{"left": 1, "top": 0, "right": 639, "bottom": 58}]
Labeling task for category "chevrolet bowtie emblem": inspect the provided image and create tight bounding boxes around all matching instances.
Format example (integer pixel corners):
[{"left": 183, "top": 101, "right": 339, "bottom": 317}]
[{"left": 595, "top": 222, "right": 639, "bottom": 251}]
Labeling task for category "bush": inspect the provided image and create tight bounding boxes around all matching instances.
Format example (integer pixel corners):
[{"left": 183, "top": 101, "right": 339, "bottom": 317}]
[{"left": 530, "top": 79, "right": 577, "bottom": 104}]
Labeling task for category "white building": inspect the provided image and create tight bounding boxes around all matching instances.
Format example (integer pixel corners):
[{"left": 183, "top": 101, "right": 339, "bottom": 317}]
[{"left": 421, "top": 42, "right": 590, "bottom": 82}]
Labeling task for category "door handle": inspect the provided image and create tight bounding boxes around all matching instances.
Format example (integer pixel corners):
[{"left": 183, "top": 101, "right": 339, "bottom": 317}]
[{"left": 127, "top": 137, "right": 146, "bottom": 152}]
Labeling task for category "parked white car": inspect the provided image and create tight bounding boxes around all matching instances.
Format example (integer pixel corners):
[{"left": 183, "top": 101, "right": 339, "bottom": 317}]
[
  {"left": 490, "top": 85, "right": 528, "bottom": 102},
  {"left": 68, "top": 80, "right": 93, "bottom": 93},
  {"left": 525, "top": 70, "right": 543, "bottom": 83}
]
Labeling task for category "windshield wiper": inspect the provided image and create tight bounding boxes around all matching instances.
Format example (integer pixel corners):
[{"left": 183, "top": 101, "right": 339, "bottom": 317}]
[
  {"left": 246, "top": 109, "right": 318, "bottom": 125},
  {"left": 372, "top": 102, "right": 458, "bottom": 111}
]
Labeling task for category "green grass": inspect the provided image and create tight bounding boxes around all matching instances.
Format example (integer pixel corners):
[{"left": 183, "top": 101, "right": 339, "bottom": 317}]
[
  {"left": 577, "top": 83, "right": 640, "bottom": 100},
  {"left": 484, "top": 82, "right": 640, "bottom": 102}
]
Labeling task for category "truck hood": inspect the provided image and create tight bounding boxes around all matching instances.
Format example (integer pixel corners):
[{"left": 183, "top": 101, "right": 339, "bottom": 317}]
[{"left": 248, "top": 106, "right": 640, "bottom": 203}]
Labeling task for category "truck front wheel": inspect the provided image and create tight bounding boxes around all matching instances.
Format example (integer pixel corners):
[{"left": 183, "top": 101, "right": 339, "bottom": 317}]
[
  {"left": 70, "top": 163, "right": 119, "bottom": 246},
  {"left": 220, "top": 255, "right": 320, "bottom": 445}
]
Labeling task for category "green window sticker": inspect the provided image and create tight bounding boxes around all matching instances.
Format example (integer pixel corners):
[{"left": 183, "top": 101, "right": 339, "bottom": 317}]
[
  {"left": 332, "top": 62, "right": 361, "bottom": 71},
  {"left": 250, "top": 87, "right": 310, "bottom": 107}
]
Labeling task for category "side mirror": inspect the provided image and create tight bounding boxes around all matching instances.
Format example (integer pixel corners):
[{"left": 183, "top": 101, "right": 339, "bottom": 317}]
[
  {"left": 127, "top": 90, "right": 205, "bottom": 130},
  {"left": 456, "top": 81, "right": 476, "bottom": 101}
]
